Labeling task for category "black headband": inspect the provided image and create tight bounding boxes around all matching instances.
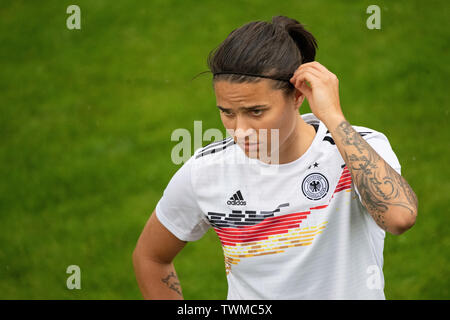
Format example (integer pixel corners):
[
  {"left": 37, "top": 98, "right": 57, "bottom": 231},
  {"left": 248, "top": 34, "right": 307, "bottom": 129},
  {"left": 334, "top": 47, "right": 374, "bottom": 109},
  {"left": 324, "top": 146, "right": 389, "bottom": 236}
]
[{"left": 213, "top": 71, "right": 293, "bottom": 82}]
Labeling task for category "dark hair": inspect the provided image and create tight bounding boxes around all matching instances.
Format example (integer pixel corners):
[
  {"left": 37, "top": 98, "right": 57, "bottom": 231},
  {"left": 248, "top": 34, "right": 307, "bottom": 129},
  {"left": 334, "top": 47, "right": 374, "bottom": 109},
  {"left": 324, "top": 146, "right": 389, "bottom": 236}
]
[{"left": 203, "top": 16, "right": 318, "bottom": 97}]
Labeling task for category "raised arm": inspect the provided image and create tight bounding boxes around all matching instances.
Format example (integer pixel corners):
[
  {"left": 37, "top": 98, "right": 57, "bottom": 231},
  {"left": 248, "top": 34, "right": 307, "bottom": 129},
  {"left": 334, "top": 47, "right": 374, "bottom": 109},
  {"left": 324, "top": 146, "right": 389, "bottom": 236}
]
[
  {"left": 290, "top": 61, "right": 418, "bottom": 235},
  {"left": 326, "top": 118, "right": 418, "bottom": 234},
  {"left": 133, "top": 210, "right": 187, "bottom": 299}
]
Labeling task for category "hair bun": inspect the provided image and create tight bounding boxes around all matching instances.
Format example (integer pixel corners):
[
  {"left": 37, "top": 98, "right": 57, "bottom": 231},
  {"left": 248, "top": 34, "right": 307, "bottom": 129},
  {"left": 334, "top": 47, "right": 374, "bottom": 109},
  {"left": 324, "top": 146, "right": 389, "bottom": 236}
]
[
  {"left": 271, "top": 15, "right": 318, "bottom": 63},
  {"left": 271, "top": 15, "right": 298, "bottom": 29}
]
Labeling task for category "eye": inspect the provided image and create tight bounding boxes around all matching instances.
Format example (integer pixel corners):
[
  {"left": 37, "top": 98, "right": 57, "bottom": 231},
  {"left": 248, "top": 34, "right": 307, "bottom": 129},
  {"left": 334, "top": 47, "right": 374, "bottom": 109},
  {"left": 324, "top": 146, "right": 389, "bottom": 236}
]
[
  {"left": 220, "top": 110, "right": 234, "bottom": 117},
  {"left": 251, "top": 109, "right": 264, "bottom": 117}
]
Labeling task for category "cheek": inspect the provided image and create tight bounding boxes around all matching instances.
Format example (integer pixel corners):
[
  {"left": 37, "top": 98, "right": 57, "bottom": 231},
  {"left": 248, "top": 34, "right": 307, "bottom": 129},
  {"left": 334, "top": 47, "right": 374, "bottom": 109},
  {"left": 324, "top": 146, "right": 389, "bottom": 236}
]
[
  {"left": 262, "top": 109, "right": 294, "bottom": 145},
  {"left": 220, "top": 114, "right": 233, "bottom": 130},
  {"left": 220, "top": 116, "right": 242, "bottom": 140}
]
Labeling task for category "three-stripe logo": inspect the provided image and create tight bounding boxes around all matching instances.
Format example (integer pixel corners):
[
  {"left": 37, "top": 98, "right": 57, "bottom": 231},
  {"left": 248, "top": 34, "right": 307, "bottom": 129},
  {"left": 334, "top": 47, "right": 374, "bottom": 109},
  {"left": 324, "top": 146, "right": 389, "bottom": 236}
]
[{"left": 227, "top": 190, "right": 246, "bottom": 206}]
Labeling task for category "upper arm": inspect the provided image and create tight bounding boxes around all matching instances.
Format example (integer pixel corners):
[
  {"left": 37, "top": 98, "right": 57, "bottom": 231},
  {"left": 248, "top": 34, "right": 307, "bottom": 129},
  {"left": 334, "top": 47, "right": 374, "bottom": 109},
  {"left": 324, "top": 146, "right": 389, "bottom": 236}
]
[
  {"left": 134, "top": 209, "right": 187, "bottom": 264},
  {"left": 153, "top": 156, "right": 210, "bottom": 242},
  {"left": 133, "top": 155, "right": 210, "bottom": 263},
  {"left": 353, "top": 130, "right": 402, "bottom": 202}
]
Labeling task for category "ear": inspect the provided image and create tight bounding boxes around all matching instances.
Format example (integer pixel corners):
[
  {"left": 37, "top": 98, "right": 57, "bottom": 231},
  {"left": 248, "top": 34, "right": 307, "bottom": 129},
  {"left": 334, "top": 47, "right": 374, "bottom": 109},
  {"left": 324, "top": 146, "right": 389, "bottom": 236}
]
[{"left": 294, "top": 89, "right": 305, "bottom": 110}]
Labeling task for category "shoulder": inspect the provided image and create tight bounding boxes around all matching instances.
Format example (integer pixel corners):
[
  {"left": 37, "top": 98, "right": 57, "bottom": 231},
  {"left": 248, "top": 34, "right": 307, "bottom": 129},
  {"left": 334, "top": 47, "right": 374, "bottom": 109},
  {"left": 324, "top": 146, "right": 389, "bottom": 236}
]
[
  {"left": 159, "top": 138, "right": 237, "bottom": 203},
  {"left": 192, "top": 137, "right": 237, "bottom": 163},
  {"left": 351, "top": 124, "right": 382, "bottom": 137},
  {"left": 318, "top": 123, "right": 387, "bottom": 148},
  {"left": 350, "top": 123, "right": 401, "bottom": 172},
  {"left": 323, "top": 122, "right": 390, "bottom": 145},
  {"left": 303, "top": 113, "right": 389, "bottom": 147},
  {"left": 350, "top": 124, "right": 393, "bottom": 145}
]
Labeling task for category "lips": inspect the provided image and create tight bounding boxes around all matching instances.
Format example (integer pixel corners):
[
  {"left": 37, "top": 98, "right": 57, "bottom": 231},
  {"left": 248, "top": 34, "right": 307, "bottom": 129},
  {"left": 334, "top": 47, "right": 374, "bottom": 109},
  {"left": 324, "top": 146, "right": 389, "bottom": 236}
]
[
  {"left": 243, "top": 142, "right": 259, "bottom": 151},
  {"left": 233, "top": 137, "right": 260, "bottom": 151}
]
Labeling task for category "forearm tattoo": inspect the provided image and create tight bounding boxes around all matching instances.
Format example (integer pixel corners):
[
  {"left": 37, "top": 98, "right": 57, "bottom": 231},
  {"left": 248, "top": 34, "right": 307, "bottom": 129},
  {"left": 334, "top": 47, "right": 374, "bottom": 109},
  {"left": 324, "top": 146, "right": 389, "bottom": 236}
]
[
  {"left": 161, "top": 271, "right": 182, "bottom": 297},
  {"left": 334, "top": 121, "right": 418, "bottom": 231}
]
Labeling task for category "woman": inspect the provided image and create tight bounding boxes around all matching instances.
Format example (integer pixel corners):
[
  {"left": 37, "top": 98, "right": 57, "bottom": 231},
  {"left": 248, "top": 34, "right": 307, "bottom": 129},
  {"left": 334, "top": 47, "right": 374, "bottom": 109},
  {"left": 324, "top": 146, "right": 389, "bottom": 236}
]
[{"left": 133, "top": 16, "right": 418, "bottom": 300}]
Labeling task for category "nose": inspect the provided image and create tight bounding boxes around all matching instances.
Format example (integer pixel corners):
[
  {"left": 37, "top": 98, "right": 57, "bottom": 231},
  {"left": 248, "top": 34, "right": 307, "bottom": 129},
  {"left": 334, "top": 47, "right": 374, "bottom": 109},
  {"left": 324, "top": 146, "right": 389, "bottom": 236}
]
[{"left": 232, "top": 117, "right": 257, "bottom": 144}]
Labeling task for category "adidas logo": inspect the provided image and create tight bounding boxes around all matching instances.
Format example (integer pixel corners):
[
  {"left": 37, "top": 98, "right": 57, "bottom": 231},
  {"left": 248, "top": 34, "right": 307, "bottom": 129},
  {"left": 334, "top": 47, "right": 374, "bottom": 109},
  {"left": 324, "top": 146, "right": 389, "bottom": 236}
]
[{"left": 227, "top": 190, "right": 246, "bottom": 206}]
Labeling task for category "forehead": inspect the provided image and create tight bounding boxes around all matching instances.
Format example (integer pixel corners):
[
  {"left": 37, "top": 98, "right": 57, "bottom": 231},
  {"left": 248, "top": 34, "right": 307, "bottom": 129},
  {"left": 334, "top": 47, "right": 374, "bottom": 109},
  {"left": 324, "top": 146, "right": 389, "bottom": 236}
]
[{"left": 213, "top": 80, "right": 282, "bottom": 105}]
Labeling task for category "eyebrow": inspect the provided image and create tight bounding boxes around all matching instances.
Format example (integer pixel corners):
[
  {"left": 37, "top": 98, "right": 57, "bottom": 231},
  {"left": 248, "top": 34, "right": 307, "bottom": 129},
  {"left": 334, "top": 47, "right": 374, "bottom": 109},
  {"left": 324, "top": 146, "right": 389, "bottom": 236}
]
[{"left": 217, "top": 105, "right": 269, "bottom": 112}]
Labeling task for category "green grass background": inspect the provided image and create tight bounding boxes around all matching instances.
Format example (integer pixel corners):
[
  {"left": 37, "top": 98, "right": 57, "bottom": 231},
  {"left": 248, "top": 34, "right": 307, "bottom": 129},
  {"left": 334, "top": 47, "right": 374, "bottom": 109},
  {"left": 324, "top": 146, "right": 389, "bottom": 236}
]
[{"left": 0, "top": 0, "right": 448, "bottom": 299}]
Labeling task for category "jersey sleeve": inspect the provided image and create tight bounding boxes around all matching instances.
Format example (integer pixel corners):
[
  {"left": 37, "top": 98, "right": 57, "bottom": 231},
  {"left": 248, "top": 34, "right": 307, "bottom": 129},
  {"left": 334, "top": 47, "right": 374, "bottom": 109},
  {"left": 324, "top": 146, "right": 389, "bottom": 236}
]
[
  {"left": 353, "top": 130, "right": 402, "bottom": 202},
  {"left": 155, "top": 156, "right": 211, "bottom": 242}
]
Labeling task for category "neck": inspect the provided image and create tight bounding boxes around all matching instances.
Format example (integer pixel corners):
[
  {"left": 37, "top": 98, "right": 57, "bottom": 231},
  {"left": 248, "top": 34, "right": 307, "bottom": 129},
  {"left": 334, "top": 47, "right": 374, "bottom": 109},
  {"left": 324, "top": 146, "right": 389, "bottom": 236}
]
[{"left": 272, "top": 114, "right": 316, "bottom": 165}]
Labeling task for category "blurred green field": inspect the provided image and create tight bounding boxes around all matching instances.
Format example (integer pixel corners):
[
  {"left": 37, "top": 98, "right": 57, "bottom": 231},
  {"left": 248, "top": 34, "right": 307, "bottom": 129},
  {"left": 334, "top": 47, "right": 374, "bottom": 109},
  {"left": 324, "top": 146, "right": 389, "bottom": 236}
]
[{"left": 0, "top": 0, "right": 448, "bottom": 299}]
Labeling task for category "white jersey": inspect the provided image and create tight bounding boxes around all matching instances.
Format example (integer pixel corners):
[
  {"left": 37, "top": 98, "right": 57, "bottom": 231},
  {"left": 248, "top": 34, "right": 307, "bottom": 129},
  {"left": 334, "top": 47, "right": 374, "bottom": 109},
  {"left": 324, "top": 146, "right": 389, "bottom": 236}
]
[{"left": 155, "top": 113, "right": 402, "bottom": 300}]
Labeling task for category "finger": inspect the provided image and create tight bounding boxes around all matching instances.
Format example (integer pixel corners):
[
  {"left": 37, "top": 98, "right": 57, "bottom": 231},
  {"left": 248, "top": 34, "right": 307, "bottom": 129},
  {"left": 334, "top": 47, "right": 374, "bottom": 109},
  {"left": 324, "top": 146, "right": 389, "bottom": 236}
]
[
  {"left": 293, "top": 72, "right": 322, "bottom": 100},
  {"left": 297, "top": 81, "right": 312, "bottom": 99},
  {"left": 305, "top": 61, "right": 330, "bottom": 74},
  {"left": 293, "top": 70, "right": 322, "bottom": 89},
  {"left": 293, "top": 62, "right": 335, "bottom": 81},
  {"left": 306, "top": 62, "right": 338, "bottom": 82},
  {"left": 292, "top": 66, "right": 338, "bottom": 89},
  {"left": 298, "top": 66, "right": 323, "bottom": 79},
  {"left": 291, "top": 64, "right": 324, "bottom": 83}
]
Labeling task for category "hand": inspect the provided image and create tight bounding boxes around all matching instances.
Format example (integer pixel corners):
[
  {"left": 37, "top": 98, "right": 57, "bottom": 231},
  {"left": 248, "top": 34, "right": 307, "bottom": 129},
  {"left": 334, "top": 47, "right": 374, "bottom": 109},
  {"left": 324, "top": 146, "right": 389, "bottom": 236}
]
[{"left": 290, "top": 61, "right": 345, "bottom": 125}]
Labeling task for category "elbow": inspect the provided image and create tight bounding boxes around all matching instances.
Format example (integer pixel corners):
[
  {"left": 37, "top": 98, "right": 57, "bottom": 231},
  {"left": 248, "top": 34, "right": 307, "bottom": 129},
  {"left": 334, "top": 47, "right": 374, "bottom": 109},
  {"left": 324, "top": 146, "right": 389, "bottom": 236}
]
[
  {"left": 389, "top": 209, "right": 417, "bottom": 235},
  {"left": 132, "top": 245, "right": 150, "bottom": 274},
  {"left": 132, "top": 241, "right": 145, "bottom": 267},
  {"left": 132, "top": 247, "right": 140, "bottom": 268}
]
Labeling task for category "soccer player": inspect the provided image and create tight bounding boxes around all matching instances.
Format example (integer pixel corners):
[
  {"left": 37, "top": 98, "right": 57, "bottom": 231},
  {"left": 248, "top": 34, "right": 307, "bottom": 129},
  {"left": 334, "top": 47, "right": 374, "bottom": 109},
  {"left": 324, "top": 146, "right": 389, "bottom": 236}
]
[{"left": 132, "top": 16, "right": 418, "bottom": 299}]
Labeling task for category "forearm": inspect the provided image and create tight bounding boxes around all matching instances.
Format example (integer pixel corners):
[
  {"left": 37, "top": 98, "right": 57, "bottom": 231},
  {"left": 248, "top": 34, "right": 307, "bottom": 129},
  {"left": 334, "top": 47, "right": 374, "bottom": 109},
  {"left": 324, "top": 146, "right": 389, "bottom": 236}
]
[
  {"left": 133, "top": 252, "right": 184, "bottom": 300},
  {"left": 325, "top": 115, "right": 418, "bottom": 235}
]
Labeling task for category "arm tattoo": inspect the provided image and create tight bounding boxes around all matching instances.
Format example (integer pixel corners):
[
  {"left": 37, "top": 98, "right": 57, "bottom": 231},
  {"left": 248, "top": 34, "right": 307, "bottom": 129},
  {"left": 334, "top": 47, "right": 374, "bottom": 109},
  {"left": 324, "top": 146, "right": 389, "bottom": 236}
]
[
  {"left": 334, "top": 121, "right": 418, "bottom": 231},
  {"left": 161, "top": 271, "right": 182, "bottom": 297}
]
